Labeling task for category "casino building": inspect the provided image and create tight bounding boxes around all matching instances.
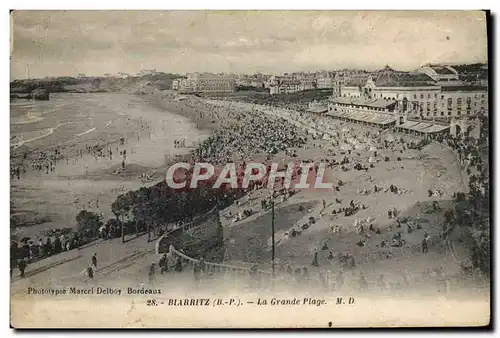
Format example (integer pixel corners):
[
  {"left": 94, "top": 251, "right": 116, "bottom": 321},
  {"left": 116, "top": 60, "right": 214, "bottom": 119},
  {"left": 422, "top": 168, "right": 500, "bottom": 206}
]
[{"left": 323, "top": 65, "right": 487, "bottom": 138}]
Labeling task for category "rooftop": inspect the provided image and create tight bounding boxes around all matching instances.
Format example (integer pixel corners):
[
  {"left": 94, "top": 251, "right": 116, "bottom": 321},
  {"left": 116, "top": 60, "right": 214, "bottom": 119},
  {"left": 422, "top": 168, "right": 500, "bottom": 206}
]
[
  {"left": 327, "top": 110, "right": 396, "bottom": 125},
  {"left": 398, "top": 120, "right": 449, "bottom": 133},
  {"left": 374, "top": 71, "right": 436, "bottom": 87},
  {"left": 344, "top": 75, "right": 369, "bottom": 87},
  {"left": 330, "top": 97, "right": 397, "bottom": 109},
  {"left": 423, "top": 64, "right": 457, "bottom": 75}
]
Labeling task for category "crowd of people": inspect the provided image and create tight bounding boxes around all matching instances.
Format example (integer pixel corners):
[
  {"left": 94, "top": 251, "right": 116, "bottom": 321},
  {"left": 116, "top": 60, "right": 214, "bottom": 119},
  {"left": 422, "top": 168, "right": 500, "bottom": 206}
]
[
  {"left": 10, "top": 231, "right": 82, "bottom": 279},
  {"left": 187, "top": 99, "right": 472, "bottom": 285},
  {"left": 193, "top": 103, "right": 307, "bottom": 165}
]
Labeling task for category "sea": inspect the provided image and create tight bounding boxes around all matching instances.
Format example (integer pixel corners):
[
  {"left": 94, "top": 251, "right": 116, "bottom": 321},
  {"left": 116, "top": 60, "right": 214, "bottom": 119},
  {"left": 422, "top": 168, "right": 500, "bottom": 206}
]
[{"left": 10, "top": 92, "right": 208, "bottom": 165}]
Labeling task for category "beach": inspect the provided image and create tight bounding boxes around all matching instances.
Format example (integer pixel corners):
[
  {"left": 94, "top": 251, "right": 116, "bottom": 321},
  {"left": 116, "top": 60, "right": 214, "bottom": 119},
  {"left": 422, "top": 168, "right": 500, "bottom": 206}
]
[
  {"left": 10, "top": 90, "right": 488, "bottom": 299},
  {"left": 10, "top": 92, "right": 211, "bottom": 240}
]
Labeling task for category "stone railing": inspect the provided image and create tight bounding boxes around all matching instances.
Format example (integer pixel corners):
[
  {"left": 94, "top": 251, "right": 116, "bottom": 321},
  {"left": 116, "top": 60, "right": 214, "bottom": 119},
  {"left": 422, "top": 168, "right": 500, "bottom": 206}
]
[
  {"left": 169, "top": 245, "right": 273, "bottom": 278},
  {"left": 165, "top": 245, "right": 457, "bottom": 293},
  {"left": 155, "top": 205, "right": 221, "bottom": 255}
]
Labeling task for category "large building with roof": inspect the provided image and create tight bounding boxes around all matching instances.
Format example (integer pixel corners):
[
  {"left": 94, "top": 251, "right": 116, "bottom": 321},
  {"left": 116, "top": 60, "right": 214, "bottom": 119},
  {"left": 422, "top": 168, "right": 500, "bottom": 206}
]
[
  {"left": 176, "top": 73, "right": 236, "bottom": 93},
  {"left": 339, "top": 66, "right": 488, "bottom": 121},
  {"left": 326, "top": 96, "right": 400, "bottom": 128},
  {"left": 318, "top": 65, "right": 488, "bottom": 138}
]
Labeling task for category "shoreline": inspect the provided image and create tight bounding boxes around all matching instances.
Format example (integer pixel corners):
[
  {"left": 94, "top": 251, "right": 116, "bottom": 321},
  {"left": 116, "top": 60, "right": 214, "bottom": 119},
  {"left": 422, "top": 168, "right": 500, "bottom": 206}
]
[
  {"left": 142, "top": 91, "right": 219, "bottom": 134},
  {"left": 10, "top": 92, "right": 213, "bottom": 240}
]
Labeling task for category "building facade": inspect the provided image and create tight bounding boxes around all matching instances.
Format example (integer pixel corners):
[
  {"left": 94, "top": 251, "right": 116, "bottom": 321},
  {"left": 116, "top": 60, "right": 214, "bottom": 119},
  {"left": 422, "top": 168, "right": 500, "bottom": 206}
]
[
  {"left": 269, "top": 79, "right": 301, "bottom": 95},
  {"left": 340, "top": 68, "right": 488, "bottom": 121},
  {"left": 176, "top": 73, "right": 236, "bottom": 93}
]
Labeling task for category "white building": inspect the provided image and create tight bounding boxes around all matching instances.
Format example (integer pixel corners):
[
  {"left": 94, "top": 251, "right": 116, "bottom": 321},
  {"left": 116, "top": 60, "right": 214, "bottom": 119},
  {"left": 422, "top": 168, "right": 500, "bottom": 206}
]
[
  {"left": 178, "top": 73, "right": 236, "bottom": 93},
  {"left": 340, "top": 68, "right": 488, "bottom": 120},
  {"left": 269, "top": 80, "right": 301, "bottom": 95},
  {"left": 417, "top": 64, "right": 459, "bottom": 82}
]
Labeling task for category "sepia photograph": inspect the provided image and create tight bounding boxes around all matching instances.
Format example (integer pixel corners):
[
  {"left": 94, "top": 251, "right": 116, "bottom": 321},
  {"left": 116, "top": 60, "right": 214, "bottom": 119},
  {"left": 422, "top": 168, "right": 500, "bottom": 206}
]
[{"left": 9, "top": 10, "right": 491, "bottom": 328}]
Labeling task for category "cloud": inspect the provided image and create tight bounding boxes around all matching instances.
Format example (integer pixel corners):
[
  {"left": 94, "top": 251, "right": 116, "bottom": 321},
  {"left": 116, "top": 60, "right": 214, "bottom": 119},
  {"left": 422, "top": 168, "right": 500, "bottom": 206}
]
[{"left": 10, "top": 10, "right": 487, "bottom": 79}]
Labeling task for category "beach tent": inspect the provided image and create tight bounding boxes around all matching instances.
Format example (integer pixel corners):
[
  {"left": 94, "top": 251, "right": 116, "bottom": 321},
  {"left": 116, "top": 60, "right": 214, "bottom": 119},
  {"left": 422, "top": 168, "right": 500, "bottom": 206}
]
[
  {"left": 384, "top": 133, "right": 395, "bottom": 142},
  {"left": 368, "top": 156, "right": 377, "bottom": 163},
  {"left": 341, "top": 143, "right": 353, "bottom": 151}
]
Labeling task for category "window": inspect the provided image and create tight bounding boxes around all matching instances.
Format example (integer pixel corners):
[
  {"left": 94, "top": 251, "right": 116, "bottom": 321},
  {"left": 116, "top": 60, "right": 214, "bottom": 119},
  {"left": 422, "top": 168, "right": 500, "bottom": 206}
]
[
  {"left": 420, "top": 94, "right": 424, "bottom": 99},
  {"left": 457, "top": 98, "right": 462, "bottom": 106},
  {"left": 447, "top": 98, "right": 452, "bottom": 110},
  {"left": 413, "top": 94, "right": 417, "bottom": 99},
  {"left": 428, "top": 94, "right": 431, "bottom": 99},
  {"left": 433, "top": 102, "right": 437, "bottom": 111},
  {"left": 434, "top": 94, "right": 437, "bottom": 99},
  {"left": 426, "top": 112, "right": 430, "bottom": 116},
  {"left": 448, "top": 111, "right": 452, "bottom": 116},
  {"left": 441, "top": 95, "right": 444, "bottom": 100},
  {"left": 441, "top": 112, "right": 445, "bottom": 116},
  {"left": 482, "top": 94, "right": 485, "bottom": 98},
  {"left": 434, "top": 111, "right": 437, "bottom": 116},
  {"left": 457, "top": 111, "right": 461, "bottom": 116}
]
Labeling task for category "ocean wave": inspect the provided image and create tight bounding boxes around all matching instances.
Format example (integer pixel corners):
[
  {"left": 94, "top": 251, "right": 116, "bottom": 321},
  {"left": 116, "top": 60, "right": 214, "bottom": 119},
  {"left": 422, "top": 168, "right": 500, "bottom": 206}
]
[
  {"left": 56, "top": 121, "right": 73, "bottom": 128},
  {"left": 10, "top": 114, "right": 44, "bottom": 125},
  {"left": 11, "top": 128, "right": 54, "bottom": 148},
  {"left": 75, "top": 127, "right": 96, "bottom": 137}
]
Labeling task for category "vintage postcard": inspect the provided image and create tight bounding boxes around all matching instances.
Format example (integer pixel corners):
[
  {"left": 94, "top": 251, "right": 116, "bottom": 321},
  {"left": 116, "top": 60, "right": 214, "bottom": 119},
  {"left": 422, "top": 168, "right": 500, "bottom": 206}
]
[{"left": 9, "top": 10, "right": 490, "bottom": 328}]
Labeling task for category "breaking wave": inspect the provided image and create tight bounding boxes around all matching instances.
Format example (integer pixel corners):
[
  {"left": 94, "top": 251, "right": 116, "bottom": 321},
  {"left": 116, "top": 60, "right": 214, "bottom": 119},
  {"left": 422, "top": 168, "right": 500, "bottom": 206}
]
[
  {"left": 75, "top": 127, "right": 96, "bottom": 137},
  {"left": 11, "top": 128, "right": 54, "bottom": 149}
]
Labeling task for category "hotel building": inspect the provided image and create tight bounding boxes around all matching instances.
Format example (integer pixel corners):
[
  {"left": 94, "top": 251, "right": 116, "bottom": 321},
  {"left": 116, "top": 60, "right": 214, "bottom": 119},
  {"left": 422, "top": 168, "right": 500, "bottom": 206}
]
[
  {"left": 321, "top": 65, "right": 487, "bottom": 138},
  {"left": 177, "top": 73, "right": 236, "bottom": 93}
]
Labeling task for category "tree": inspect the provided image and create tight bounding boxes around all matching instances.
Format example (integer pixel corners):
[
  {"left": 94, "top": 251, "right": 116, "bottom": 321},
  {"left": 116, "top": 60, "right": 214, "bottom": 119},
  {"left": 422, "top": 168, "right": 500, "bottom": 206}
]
[
  {"left": 75, "top": 210, "right": 102, "bottom": 241},
  {"left": 111, "top": 192, "right": 133, "bottom": 243}
]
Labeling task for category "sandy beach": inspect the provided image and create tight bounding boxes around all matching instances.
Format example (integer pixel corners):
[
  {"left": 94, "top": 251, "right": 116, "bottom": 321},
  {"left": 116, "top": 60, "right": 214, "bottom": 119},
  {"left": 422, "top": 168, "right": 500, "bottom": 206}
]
[
  {"left": 10, "top": 90, "right": 487, "bottom": 298},
  {"left": 10, "top": 92, "right": 211, "bottom": 240}
]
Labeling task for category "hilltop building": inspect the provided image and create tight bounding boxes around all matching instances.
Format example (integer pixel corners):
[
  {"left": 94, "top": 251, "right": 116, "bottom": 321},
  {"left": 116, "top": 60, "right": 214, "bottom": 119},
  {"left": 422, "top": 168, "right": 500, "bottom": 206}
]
[{"left": 176, "top": 73, "right": 236, "bottom": 93}]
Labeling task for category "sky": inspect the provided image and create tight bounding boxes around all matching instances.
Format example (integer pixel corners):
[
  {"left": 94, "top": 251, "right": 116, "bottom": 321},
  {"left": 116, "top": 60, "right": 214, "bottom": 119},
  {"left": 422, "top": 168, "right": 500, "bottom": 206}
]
[{"left": 10, "top": 10, "right": 488, "bottom": 79}]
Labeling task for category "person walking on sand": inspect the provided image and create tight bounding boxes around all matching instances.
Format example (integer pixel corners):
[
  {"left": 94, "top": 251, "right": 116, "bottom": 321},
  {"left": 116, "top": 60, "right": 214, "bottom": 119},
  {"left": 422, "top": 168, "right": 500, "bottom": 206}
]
[
  {"left": 159, "top": 254, "right": 168, "bottom": 274},
  {"left": 422, "top": 232, "right": 430, "bottom": 253},
  {"left": 18, "top": 259, "right": 27, "bottom": 278},
  {"left": 91, "top": 253, "right": 97, "bottom": 269},
  {"left": 148, "top": 263, "right": 156, "bottom": 284},
  {"left": 88, "top": 265, "right": 94, "bottom": 280}
]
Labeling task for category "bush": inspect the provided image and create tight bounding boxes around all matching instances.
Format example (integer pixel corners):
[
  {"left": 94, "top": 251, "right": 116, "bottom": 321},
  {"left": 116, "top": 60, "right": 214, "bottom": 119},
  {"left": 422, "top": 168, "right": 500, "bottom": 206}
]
[{"left": 75, "top": 210, "right": 102, "bottom": 241}]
